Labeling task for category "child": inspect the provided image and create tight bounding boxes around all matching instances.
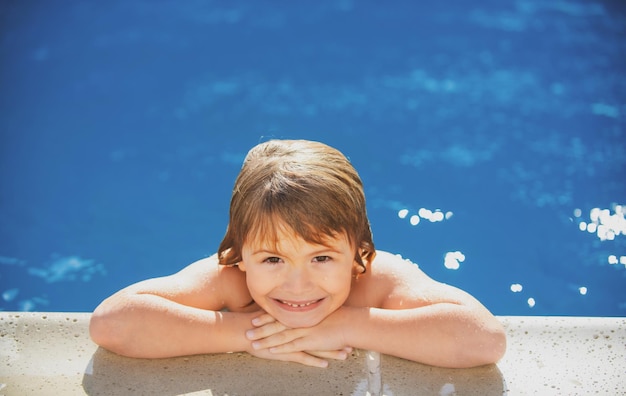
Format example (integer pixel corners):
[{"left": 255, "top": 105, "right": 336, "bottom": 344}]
[{"left": 90, "top": 139, "right": 506, "bottom": 368}]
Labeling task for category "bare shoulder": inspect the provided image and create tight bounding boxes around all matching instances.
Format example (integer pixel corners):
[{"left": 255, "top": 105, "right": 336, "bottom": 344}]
[
  {"left": 353, "top": 250, "right": 482, "bottom": 310},
  {"left": 121, "top": 254, "right": 252, "bottom": 311},
  {"left": 366, "top": 250, "right": 434, "bottom": 284},
  {"left": 348, "top": 250, "right": 423, "bottom": 308}
]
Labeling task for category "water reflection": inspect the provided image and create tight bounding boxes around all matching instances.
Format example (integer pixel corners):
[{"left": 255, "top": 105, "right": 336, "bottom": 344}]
[
  {"left": 575, "top": 204, "right": 625, "bottom": 242},
  {"left": 397, "top": 208, "right": 453, "bottom": 225},
  {"left": 0, "top": 254, "right": 106, "bottom": 311},
  {"left": 28, "top": 255, "right": 106, "bottom": 283},
  {"left": 574, "top": 204, "right": 626, "bottom": 269},
  {"left": 444, "top": 251, "right": 466, "bottom": 270},
  {"left": 386, "top": 195, "right": 626, "bottom": 314},
  {"left": 608, "top": 255, "right": 626, "bottom": 267}
]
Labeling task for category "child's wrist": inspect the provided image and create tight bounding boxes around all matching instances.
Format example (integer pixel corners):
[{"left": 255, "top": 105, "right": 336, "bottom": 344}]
[{"left": 337, "top": 306, "right": 363, "bottom": 348}]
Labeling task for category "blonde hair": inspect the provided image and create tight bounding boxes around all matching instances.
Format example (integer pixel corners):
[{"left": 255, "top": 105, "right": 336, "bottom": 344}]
[{"left": 218, "top": 139, "right": 375, "bottom": 272}]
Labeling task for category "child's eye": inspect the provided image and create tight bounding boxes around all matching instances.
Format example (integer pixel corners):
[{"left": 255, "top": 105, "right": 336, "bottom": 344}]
[
  {"left": 312, "top": 256, "right": 332, "bottom": 263},
  {"left": 263, "top": 257, "right": 282, "bottom": 264}
]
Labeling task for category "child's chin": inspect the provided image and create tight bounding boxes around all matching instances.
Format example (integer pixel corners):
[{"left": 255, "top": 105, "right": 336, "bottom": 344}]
[{"left": 277, "top": 315, "right": 323, "bottom": 329}]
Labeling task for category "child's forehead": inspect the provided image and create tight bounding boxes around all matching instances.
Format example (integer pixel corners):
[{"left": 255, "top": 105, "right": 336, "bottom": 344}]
[{"left": 243, "top": 223, "right": 350, "bottom": 252}]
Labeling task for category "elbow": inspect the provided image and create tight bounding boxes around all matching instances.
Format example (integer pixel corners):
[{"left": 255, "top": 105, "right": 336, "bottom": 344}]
[
  {"left": 457, "top": 320, "right": 507, "bottom": 368},
  {"left": 490, "top": 323, "right": 507, "bottom": 363},
  {"left": 479, "top": 325, "right": 507, "bottom": 366},
  {"left": 89, "top": 304, "right": 135, "bottom": 357},
  {"left": 89, "top": 309, "right": 111, "bottom": 349}
]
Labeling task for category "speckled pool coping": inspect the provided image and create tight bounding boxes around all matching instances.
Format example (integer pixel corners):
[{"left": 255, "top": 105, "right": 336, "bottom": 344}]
[{"left": 0, "top": 313, "right": 624, "bottom": 395}]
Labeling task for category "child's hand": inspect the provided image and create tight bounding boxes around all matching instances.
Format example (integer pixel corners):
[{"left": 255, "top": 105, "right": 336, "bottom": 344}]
[{"left": 245, "top": 309, "right": 352, "bottom": 368}]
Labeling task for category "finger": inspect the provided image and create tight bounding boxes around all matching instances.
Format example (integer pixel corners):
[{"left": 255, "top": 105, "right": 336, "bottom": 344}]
[
  {"left": 274, "top": 351, "right": 329, "bottom": 368},
  {"left": 250, "top": 348, "right": 328, "bottom": 368},
  {"left": 296, "top": 353, "right": 329, "bottom": 368},
  {"left": 269, "top": 339, "right": 351, "bottom": 357},
  {"left": 250, "top": 329, "right": 300, "bottom": 350},
  {"left": 246, "top": 322, "right": 290, "bottom": 342},
  {"left": 251, "top": 313, "right": 276, "bottom": 327},
  {"left": 304, "top": 349, "right": 351, "bottom": 361}
]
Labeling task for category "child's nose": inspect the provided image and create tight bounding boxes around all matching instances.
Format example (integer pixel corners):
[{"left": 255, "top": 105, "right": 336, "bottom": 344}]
[{"left": 282, "top": 266, "right": 314, "bottom": 291}]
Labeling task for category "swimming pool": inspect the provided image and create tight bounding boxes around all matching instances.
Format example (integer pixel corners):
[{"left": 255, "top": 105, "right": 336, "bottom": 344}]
[{"left": 1, "top": 0, "right": 624, "bottom": 316}]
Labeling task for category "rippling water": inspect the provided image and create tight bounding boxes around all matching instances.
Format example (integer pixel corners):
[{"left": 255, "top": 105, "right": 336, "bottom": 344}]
[{"left": 1, "top": 0, "right": 624, "bottom": 315}]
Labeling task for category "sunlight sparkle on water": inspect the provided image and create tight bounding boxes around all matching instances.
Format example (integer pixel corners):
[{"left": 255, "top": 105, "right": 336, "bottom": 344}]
[
  {"left": 2, "top": 288, "right": 19, "bottom": 302},
  {"left": 431, "top": 211, "right": 444, "bottom": 222},
  {"left": 527, "top": 298, "right": 536, "bottom": 308},
  {"left": 608, "top": 255, "right": 626, "bottom": 268},
  {"left": 397, "top": 207, "right": 452, "bottom": 226},
  {"left": 418, "top": 208, "right": 433, "bottom": 220},
  {"left": 510, "top": 283, "right": 523, "bottom": 292},
  {"left": 444, "top": 251, "right": 465, "bottom": 270},
  {"left": 576, "top": 204, "right": 626, "bottom": 241},
  {"left": 578, "top": 287, "right": 588, "bottom": 295}
]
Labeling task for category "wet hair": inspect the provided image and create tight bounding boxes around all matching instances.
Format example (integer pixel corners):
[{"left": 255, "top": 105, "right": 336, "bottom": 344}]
[{"left": 217, "top": 139, "right": 375, "bottom": 273}]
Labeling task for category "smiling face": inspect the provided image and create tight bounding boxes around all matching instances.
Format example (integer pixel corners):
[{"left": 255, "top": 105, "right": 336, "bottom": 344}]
[{"left": 239, "top": 225, "right": 356, "bottom": 329}]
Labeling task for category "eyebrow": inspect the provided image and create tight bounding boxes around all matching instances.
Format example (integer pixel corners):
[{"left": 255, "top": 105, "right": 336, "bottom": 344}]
[
  {"left": 250, "top": 249, "right": 280, "bottom": 256},
  {"left": 250, "top": 247, "right": 343, "bottom": 257}
]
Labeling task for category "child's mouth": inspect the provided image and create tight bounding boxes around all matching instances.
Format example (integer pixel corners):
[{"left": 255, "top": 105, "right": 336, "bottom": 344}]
[{"left": 274, "top": 298, "right": 324, "bottom": 311}]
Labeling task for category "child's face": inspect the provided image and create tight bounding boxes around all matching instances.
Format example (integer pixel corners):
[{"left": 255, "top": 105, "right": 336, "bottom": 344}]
[{"left": 239, "top": 226, "right": 355, "bottom": 329}]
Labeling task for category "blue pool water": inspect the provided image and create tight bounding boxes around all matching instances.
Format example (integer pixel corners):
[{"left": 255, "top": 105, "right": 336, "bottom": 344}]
[{"left": 1, "top": 1, "right": 625, "bottom": 316}]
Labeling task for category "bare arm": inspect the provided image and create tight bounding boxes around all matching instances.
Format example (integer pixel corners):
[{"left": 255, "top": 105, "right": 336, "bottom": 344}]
[
  {"left": 89, "top": 256, "right": 255, "bottom": 358},
  {"left": 90, "top": 256, "right": 349, "bottom": 366},
  {"left": 348, "top": 252, "right": 505, "bottom": 367},
  {"left": 344, "top": 291, "right": 506, "bottom": 367}
]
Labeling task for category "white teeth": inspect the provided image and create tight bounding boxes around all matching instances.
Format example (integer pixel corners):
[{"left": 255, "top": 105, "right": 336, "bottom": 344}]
[{"left": 280, "top": 300, "right": 316, "bottom": 308}]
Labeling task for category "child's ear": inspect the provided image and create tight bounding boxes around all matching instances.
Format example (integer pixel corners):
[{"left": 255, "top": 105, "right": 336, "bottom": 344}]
[{"left": 237, "top": 261, "right": 246, "bottom": 272}]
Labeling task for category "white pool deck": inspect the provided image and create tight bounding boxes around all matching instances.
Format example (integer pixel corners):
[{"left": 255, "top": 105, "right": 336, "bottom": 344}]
[{"left": 0, "top": 313, "right": 624, "bottom": 395}]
